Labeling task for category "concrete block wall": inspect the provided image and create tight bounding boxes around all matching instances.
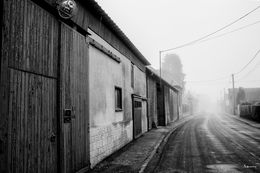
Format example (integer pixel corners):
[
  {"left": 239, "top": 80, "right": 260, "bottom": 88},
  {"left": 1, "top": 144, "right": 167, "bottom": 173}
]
[{"left": 90, "top": 121, "right": 133, "bottom": 167}]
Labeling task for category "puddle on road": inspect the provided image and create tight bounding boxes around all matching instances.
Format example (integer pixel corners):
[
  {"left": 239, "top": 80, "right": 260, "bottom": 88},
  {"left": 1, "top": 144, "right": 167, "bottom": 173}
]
[{"left": 207, "top": 164, "right": 242, "bottom": 173}]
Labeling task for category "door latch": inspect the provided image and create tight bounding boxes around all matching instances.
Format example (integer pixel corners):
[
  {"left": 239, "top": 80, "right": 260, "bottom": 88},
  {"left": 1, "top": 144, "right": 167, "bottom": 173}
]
[{"left": 63, "top": 108, "right": 75, "bottom": 123}]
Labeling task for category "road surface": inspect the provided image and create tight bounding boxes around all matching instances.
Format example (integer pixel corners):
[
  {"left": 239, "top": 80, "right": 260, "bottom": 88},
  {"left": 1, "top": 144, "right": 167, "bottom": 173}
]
[{"left": 149, "top": 113, "right": 260, "bottom": 173}]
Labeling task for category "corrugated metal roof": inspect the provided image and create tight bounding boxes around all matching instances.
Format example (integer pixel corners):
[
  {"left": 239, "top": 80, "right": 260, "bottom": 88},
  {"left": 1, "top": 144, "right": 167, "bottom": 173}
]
[{"left": 84, "top": 0, "right": 150, "bottom": 65}]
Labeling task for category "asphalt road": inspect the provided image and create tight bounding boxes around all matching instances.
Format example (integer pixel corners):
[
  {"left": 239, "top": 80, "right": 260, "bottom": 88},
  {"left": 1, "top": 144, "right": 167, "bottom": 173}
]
[{"left": 149, "top": 113, "right": 260, "bottom": 173}]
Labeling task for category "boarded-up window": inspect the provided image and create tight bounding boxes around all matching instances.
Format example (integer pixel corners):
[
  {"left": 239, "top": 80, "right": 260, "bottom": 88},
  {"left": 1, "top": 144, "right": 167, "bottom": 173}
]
[
  {"left": 115, "top": 87, "right": 122, "bottom": 111},
  {"left": 131, "top": 63, "right": 134, "bottom": 88}
]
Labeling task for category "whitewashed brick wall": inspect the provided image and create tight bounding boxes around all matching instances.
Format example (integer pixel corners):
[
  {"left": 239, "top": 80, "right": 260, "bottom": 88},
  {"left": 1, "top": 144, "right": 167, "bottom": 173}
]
[{"left": 90, "top": 121, "right": 133, "bottom": 167}]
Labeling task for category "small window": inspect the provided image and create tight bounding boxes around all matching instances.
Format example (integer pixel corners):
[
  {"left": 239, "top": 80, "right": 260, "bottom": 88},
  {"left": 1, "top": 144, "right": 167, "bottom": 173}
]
[
  {"left": 115, "top": 87, "right": 122, "bottom": 111},
  {"left": 131, "top": 63, "right": 134, "bottom": 88},
  {"left": 134, "top": 101, "right": 142, "bottom": 108}
]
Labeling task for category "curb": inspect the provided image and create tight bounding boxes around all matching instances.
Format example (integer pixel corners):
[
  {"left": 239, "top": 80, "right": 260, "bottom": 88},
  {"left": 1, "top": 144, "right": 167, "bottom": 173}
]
[
  {"left": 225, "top": 113, "right": 260, "bottom": 129},
  {"left": 138, "top": 116, "right": 193, "bottom": 173}
]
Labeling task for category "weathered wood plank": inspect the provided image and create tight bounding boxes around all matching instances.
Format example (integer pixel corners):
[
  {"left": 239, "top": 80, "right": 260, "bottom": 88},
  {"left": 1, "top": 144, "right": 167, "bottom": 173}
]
[
  {"left": 0, "top": 2, "right": 11, "bottom": 171},
  {"left": 1, "top": 1, "right": 60, "bottom": 172},
  {"left": 88, "top": 37, "right": 121, "bottom": 63},
  {"left": 60, "top": 23, "right": 90, "bottom": 172},
  {"left": 7, "top": 0, "right": 59, "bottom": 78},
  {"left": 8, "top": 70, "right": 58, "bottom": 173}
]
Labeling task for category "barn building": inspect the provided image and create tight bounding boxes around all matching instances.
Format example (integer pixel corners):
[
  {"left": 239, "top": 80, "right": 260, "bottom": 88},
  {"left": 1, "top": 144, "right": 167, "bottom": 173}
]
[
  {"left": 0, "top": 0, "right": 181, "bottom": 172},
  {"left": 146, "top": 67, "right": 181, "bottom": 129}
]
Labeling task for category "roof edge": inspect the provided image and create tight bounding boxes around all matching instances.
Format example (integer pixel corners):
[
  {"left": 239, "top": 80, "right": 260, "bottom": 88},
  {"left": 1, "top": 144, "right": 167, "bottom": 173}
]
[{"left": 84, "top": 0, "right": 150, "bottom": 65}]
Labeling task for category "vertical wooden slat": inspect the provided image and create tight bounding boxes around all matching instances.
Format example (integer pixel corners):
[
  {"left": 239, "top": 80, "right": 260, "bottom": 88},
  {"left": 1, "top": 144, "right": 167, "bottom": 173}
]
[
  {"left": 17, "top": 67, "right": 22, "bottom": 172},
  {"left": 23, "top": 71, "right": 28, "bottom": 173},
  {"left": 60, "top": 23, "right": 90, "bottom": 173},
  {"left": 27, "top": 73, "right": 32, "bottom": 172},
  {"left": 7, "top": 0, "right": 58, "bottom": 78},
  {"left": 8, "top": 69, "right": 14, "bottom": 172},
  {"left": 19, "top": 67, "right": 25, "bottom": 173},
  {"left": 40, "top": 76, "right": 45, "bottom": 172},
  {"left": 4, "top": 1, "right": 59, "bottom": 172},
  {"left": 0, "top": 1, "right": 11, "bottom": 172}
]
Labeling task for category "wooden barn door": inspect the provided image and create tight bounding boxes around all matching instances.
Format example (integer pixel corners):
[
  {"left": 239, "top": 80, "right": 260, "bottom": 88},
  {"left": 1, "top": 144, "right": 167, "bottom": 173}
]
[
  {"left": 60, "top": 24, "right": 90, "bottom": 173},
  {"left": 1, "top": 0, "right": 59, "bottom": 172},
  {"left": 157, "top": 84, "right": 165, "bottom": 126},
  {"left": 133, "top": 96, "right": 142, "bottom": 139}
]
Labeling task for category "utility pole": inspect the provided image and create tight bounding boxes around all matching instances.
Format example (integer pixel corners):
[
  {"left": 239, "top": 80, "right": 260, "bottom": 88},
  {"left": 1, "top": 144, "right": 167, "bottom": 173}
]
[
  {"left": 223, "top": 88, "right": 226, "bottom": 112},
  {"left": 232, "top": 74, "right": 235, "bottom": 115},
  {"left": 159, "top": 51, "right": 162, "bottom": 87}
]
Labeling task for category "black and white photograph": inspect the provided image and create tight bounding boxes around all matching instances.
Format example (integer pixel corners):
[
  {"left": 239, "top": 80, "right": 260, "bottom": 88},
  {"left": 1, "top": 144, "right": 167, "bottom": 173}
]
[{"left": 0, "top": 0, "right": 260, "bottom": 172}]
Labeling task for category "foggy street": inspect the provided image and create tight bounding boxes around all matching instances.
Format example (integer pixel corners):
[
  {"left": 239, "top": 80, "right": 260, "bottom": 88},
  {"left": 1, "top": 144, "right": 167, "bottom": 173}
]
[{"left": 149, "top": 113, "right": 260, "bottom": 173}]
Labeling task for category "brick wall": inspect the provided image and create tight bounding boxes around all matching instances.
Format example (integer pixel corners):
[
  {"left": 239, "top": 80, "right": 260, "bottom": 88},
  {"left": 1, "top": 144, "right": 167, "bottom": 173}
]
[{"left": 90, "top": 121, "right": 133, "bottom": 167}]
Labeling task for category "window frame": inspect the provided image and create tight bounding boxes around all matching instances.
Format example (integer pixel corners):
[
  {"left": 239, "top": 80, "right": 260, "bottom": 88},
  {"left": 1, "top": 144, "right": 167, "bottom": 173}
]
[
  {"left": 115, "top": 86, "right": 123, "bottom": 112},
  {"left": 131, "top": 63, "right": 134, "bottom": 88}
]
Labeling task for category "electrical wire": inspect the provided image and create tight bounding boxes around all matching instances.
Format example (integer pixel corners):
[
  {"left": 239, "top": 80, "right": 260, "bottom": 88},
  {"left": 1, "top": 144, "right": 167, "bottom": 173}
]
[
  {"left": 186, "top": 47, "right": 260, "bottom": 84},
  {"left": 234, "top": 48, "right": 260, "bottom": 75},
  {"left": 236, "top": 60, "right": 260, "bottom": 81},
  {"left": 178, "top": 20, "right": 260, "bottom": 84},
  {"left": 199, "top": 20, "right": 260, "bottom": 43},
  {"left": 163, "top": 6, "right": 260, "bottom": 85},
  {"left": 186, "top": 48, "right": 260, "bottom": 84},
  {"left": 161, "top": 5, "right": 260, "bottom": 52}
]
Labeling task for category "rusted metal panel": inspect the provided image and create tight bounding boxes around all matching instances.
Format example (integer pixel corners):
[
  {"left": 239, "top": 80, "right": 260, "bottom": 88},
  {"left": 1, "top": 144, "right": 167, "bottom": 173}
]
[
  {"left": 6, "top": 0, "right": 59, "bottom": 78},
  {"left": 8, "top": 69, "right": 58, "bottom": 173},
  {"left": 60, "top": 23, "right": 90, "bottom": 173}
]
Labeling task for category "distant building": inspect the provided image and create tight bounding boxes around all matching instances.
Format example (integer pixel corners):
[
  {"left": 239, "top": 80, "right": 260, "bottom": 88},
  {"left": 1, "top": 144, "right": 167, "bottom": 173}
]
[
  {"left": 146, "top": 66, "right": 182, "bottom": 128},
  {"left": 226, "top": 88, "right": 260, "bottom": 114}
]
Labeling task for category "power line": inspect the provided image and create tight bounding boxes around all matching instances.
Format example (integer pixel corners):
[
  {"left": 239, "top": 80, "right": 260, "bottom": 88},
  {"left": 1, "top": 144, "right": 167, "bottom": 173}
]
[
  {"left": 161, "top": 5, "right": 260, "bottom": 52},
  {"left": 186, "top": 47, "right": 260, "bottom": 83},
  {"left": 200, "top": 20, "right": 260, "bottom": 43},
  {"left": 234, "top": 48, "right": 260, "bottom": 75},
  {"left": 186, "top": 48, "right": 260, "bottom": 84},
  {"left": 236, "top": 60, "right": 260, "bottom": 81}
]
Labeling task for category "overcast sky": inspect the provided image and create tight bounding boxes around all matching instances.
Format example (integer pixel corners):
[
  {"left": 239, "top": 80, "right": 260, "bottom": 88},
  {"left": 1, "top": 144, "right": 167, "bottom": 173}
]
[{"left": 95, "top": 0, "right": 260, "bottom": 99}]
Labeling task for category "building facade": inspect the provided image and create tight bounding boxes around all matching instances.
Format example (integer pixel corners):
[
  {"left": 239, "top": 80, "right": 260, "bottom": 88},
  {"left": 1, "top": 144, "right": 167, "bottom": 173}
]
[
  {"left": 0, "top": 0, "right": 150, "bottom": 172},
  {"left": 0, "top": 0, "right": 181, "bottom": 172},
  {"left": 146, "top": 67, "right": 181, "bottom": 128}
]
